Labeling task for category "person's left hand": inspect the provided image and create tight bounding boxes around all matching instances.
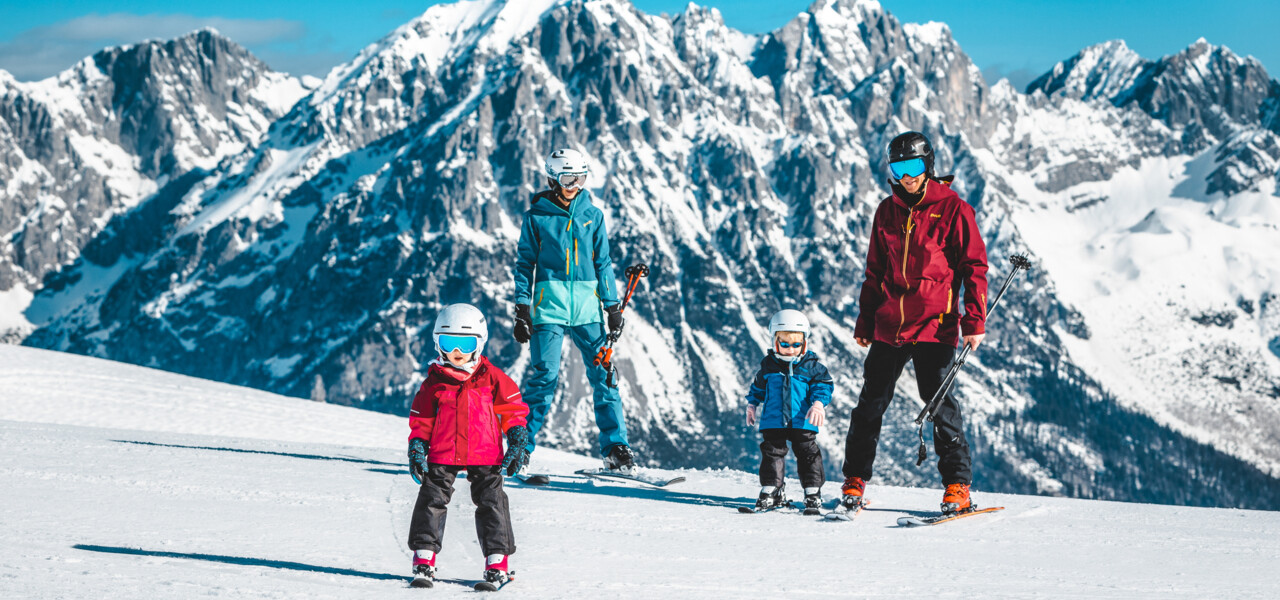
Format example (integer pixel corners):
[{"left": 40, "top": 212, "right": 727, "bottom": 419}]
[
  {"left": 501, "top": 426, "right": 531, "bottom": 476},
  {"left": 806, "top": 403, "right": 826, "bottom": 427},
  {"left": 605, "top": 304, "right": 624, "bottom": 334},
  {"left": 964, "top": 333, "right": 986, "bottom": 350}
]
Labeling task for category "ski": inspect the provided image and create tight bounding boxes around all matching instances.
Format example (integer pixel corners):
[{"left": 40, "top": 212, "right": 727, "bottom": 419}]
[
  {"left": 823, "top": 498, "right": 870, "bottom": 521},
  {"left": 473, "top": 570, "right": 515, "bottom": 592},
  {"left": 512, "top": 473, "right": 551, "bottom": 486},
  {"left": 409, "top": 576, "right": 433, "bottom": 589},
  {"left": 897, "top": 505, "right": 1004, "bottom": 527},
  {"left": 574, "top": 468, "right": 685, "bottom": 488},
  {"left": 736, "top": 501, "right": 800, "bottom": 514}
]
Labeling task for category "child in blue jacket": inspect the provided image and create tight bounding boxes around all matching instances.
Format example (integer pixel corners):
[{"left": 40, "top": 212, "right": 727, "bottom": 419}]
[{"left": 745, "top": 309, "right": 835, "bottom": 511}]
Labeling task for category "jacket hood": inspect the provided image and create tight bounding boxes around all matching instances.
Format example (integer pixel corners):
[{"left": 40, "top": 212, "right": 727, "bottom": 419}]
[
  {"left": 763, "top": 350, "right": 822, "bottom": 370},
  {"left": 429, "top": 355, "right": 490, "bottom": 380},
  {"left": 531, "top": 188, "right": 595, "bottom": 218},
  {"left": 889, "top": 175, "right": 957, "bottom": 210}
]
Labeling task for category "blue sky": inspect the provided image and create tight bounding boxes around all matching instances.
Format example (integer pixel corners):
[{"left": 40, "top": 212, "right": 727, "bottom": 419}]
[{"left": 1, "top": 1, "right": 1274, "bottom": 90}]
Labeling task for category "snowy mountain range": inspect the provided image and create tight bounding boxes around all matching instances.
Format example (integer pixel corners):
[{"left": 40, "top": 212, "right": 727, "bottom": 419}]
[
  {"left": 3, "top": 343, "right": 1277, "bottom": 598},
  {"left": 2, "top": 0, "right": 1279, "bottom": 510}
]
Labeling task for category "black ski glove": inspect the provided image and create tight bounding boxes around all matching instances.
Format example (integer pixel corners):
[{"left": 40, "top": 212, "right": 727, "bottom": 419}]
[
  {"left": 513, "top": 304, "right": 532, "bottom": 344},
  {"left": 408, "top": 438, "right": 428, "bottom": 485},
  {"left": 500, "top": 425, "right": 530, "bottom": 476},
  {"left": 605, "top": 304, "right": 624, "bottom": 335}
]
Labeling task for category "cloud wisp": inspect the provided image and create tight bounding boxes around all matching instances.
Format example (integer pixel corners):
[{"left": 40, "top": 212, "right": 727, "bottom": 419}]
[{"left": 0, "top": 13, "right": 312, "bottom": 81}]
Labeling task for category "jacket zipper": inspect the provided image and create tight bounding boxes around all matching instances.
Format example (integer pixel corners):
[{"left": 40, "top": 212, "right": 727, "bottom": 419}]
[{"left": 896, "top": 208, "right": 915, "bottom": 341}]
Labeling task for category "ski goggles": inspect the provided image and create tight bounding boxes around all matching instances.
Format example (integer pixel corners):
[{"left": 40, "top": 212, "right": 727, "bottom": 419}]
[
  {"left": 438, "top": 334, "right": 479, "bottom": 354},
  {"left": 556, "top": 171, "right": 587, "bottom": 189},
  {"left": 889, "top": 157, "right": 927, "bottom": 180},
  {"left": 776, "top": 341, "right": 805, "bottom": 349}
]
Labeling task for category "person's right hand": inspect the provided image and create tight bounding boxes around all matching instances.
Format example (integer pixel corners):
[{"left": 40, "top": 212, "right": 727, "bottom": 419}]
[
  {"left": 855, "top": 337, "right": 871, "bottom": 347},
  {"left": 408, "top": 438, "right": 429, "bottom": 484},
  {"left": 746, "top": 404, "right": 758, "bottom": 426},
  {"left": 513, "top": 304, "right": 532, "bottom": 344}
]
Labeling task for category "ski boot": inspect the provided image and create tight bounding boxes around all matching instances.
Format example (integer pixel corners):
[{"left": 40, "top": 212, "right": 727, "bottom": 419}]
[
  {"left": 754, "top": 484, "right": 787, "bottom": 510},
  {"left": 475, "top": 554, "right": 512, "bottom": 592},
  {"left": 603, "top": 444, "right": 636, "bottom": 474},
  {"left": 410, "top": 549, "right": 436, "bottom": 588},
  {"left": 941, "top": 483, "right": 972, "bottom": 514},
  {"left": 840, "top": 476, "right": 866, "bottom": 508},
  {"left": 802, "top": 491, "right": 823, "bottom": 515}
]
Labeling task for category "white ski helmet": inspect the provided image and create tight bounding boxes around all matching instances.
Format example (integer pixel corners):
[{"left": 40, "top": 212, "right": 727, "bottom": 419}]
[
  {"left": 544, "top": 148, "right": 590, "bottom": 189},
  {"left": 433, "top": 304, "right": 488, "bottom": 358},
  {"left": 768, "top": 309, "right": 811, "bottom": 361}
]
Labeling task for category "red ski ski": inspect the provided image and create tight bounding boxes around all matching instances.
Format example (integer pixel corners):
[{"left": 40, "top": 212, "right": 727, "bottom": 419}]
[{"left": 897, "top": 506, "right": 1004, "bottom": 527}]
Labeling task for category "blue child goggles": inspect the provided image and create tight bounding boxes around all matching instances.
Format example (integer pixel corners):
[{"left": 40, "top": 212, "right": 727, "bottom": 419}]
[
  {"left": 777, "top": 341, "right": 805, "bottom": 349},
  {"left": 438, "top": 334, "right": 478, "bottom": 354},
  {"left": 889, "top": 157, "right": 927, "bottom": 180}
]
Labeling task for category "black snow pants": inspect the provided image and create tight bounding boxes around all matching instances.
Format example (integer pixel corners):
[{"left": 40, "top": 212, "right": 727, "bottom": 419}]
[
  {"left": 407, "top": 464, "right": 516, "bottom": 556},
  {"left": 759, "top": 428, "right": 826, "bottom": 489},
  {"left": 842, "top": 341, "right": 972, "bottom": 485}
]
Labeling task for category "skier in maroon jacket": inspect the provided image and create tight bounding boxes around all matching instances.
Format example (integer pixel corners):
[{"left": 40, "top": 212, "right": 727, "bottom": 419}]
[{"left": 840, "top": 131, "right": 989, "bottom": 515}]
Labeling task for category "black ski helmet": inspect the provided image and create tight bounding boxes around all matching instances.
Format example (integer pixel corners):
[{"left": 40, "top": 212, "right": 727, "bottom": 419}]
[{"left": 888, "top": 131, "right": 935, "bottom": 178}]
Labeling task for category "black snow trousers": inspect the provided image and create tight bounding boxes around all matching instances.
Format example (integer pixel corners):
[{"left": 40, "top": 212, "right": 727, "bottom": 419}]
[
  {"left": 759, "top": 428, "right": 826, "bottom": 489},
  {"left": 842, "top": 341, "right": 972, "bottom": 485},
  {"left": 407, "top": 464, "right": 516, "bottom": 556}
]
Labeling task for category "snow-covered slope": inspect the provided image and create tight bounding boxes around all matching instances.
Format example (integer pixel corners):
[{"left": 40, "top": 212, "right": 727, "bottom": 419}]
[
  {"left": 3, "top": 344, "right": 1278, "bottom": 599},
  {"left": 4, "top": 0, "right": 1280, "bottom": 511}
]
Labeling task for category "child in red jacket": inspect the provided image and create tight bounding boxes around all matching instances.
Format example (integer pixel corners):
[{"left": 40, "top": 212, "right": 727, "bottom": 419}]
[{"left": 407, "top": 304, "right": 530, "bottom": 589}]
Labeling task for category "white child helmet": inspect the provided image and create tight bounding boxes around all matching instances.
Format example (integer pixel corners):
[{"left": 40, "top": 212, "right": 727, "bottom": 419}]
[
  {"left": 433, "top": 304, "right": 488, "bottom": 358},
  {"left": 544, "top": 148, "right": 590, "bottom": 189},
  {"left": 768, "top": 309, "right": 811, "bottom": 362}
]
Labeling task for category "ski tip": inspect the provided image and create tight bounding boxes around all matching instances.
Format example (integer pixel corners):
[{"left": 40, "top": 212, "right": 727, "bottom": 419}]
[
  {"left": 737, "top": 506, "right": 757, "bottom": 514},
  {"left": 410, "top": 578, "right": 434, "bottom": 588}
]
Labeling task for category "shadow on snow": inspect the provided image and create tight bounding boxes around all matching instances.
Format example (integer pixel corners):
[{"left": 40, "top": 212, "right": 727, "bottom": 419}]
[{"left": 113, "top": 439, "right": 399, "bottom": 466}]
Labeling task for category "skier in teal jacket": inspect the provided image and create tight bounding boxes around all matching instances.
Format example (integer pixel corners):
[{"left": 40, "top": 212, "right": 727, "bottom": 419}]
[{"left": 511, "top": 148, "right": 633, "bottom": 474}]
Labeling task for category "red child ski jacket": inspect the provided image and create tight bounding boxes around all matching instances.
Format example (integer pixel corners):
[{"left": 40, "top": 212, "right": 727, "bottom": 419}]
[
  {"left": 408, "top": 356, "right": 529, "bottom": 466},
  {"left": 854, "top": 177, "right": 989, "bottom": 347}
]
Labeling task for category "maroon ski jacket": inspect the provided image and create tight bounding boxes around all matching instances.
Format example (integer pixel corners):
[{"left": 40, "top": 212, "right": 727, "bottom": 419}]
[{"left": 854, "top": 177, "right": 988, "bottom": 347}]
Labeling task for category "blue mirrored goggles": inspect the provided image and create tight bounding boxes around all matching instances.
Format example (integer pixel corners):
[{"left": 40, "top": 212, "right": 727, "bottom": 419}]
[
  {"left": 776, "top": 341, "right": 805, "bottom": 349},
  {"left": 438, "top": 334, "right": 479, "bottom": 354},
  {"left": 889, "top": 157, "right": 927, "bottom": 180},
  {"left": 556, "top": 171, "right": 587, "bottom": 189}
]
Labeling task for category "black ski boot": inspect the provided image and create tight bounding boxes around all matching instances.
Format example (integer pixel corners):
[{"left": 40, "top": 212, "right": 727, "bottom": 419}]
[
  {"left": 603, "top": 444, "right": 636, "bottom": 473},
  {"left": 802, "top": 492, "right": 823, "bottom": 514},
  {"left": 755, "top": 484, "right": 787, "bottom": 510}
]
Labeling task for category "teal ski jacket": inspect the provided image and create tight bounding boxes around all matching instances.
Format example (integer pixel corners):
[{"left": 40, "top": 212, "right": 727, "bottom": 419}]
[{"left": 514, "top": 189, "right": 620, "bottom": 326}]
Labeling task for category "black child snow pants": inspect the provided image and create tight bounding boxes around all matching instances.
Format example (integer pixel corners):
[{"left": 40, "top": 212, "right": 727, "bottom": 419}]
[
  {"left": 759, "top": 428, "right": 826, "bottom": 489},
  {"left": 407, "top": 464, "right": 515, "bottom": 556}
]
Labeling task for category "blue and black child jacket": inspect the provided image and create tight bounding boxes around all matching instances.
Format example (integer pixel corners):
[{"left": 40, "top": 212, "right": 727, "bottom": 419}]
[{"left": 746, "top": 351, "right": 834, "bottom": 432}]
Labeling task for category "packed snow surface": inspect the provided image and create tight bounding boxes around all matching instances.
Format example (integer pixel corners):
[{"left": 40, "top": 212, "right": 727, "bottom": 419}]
[{"left": 2, "top": 344, "right": 1277, "bottom": 598}]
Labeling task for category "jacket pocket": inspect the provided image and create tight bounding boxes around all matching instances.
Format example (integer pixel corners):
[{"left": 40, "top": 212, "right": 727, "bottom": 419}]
[{"left": 532, "top": 281, "right": 571, "bottom": 325}]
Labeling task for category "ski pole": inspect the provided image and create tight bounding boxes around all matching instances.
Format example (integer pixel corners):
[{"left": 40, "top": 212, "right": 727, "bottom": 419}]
[
  {"left": 914, "top": 254, "right": 1032, "bottom": 466},
  {"left": 592, "top": 263, "right": 649, "bottom": 383}
]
